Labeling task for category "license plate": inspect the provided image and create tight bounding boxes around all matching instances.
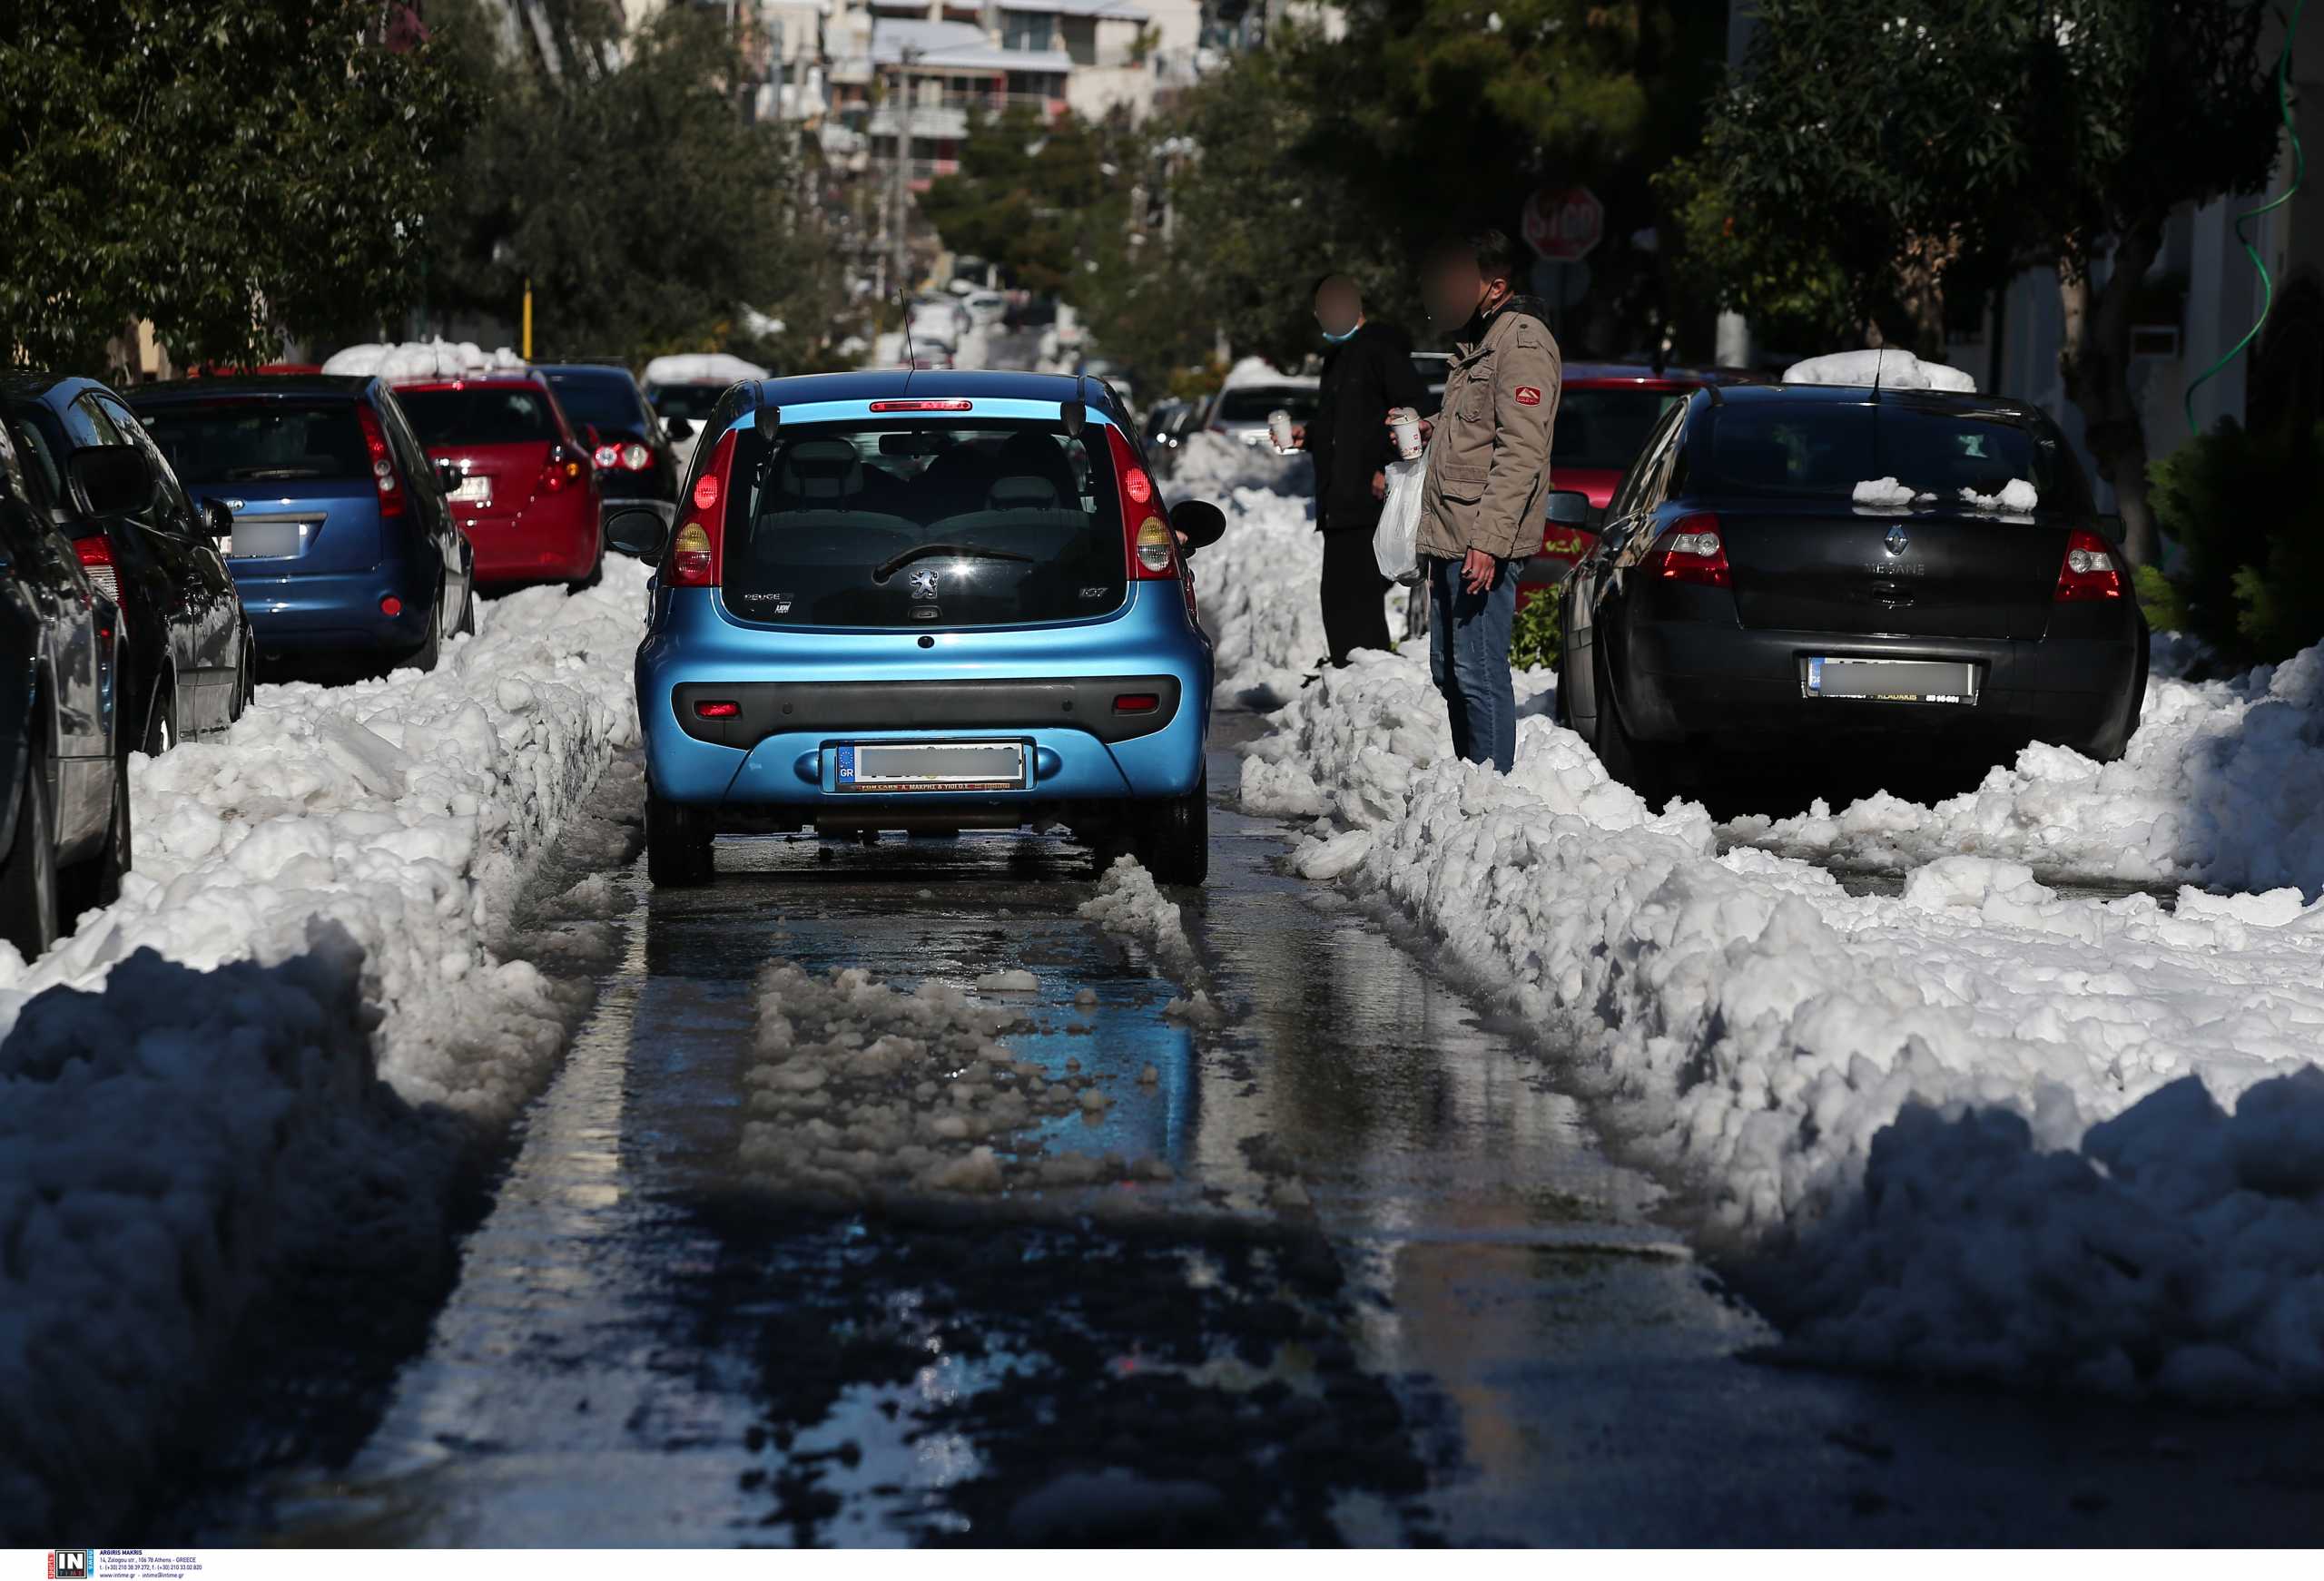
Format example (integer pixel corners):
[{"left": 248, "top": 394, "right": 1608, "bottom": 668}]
[
  {"left": 224, "top": 517, "right": 311, "bottom": 559},
  {"left": 450, "top": 474, "right": 492, "bottom": 506},
  {"left": 834, "top": 741, "right": 1027, "bottom": 792},
  {"left": 1806, "top": 657, "right": 1978, "bottom": 705}
]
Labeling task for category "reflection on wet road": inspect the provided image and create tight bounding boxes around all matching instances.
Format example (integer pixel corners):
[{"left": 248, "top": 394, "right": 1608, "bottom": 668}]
[{"left": 196, "top": 717, "right": 2324, "bottom": 1546}]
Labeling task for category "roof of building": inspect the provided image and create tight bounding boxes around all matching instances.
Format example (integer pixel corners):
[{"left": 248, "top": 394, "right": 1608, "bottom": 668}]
[
  {"left": 994, "top": 0, "right": 1151, "bottom": 19},
  {"left": 869, "top": 18, "right": 1076, "bottom": 71}
]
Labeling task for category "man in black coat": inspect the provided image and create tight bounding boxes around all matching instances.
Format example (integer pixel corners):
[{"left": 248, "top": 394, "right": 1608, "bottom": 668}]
[{"left": 1295, "top": 274, "right": 1426, "bottom": 666}]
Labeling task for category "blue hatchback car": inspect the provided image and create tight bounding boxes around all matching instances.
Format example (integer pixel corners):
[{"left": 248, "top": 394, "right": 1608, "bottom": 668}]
[
  {"left": 607, "top": 371, "right": 1227, "bottom": 886},
  {"left": 129, "top": 376, "right": 477, "bottom": 670}
]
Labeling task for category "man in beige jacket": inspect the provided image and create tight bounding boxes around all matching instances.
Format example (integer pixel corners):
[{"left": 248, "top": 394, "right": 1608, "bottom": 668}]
[{"left": 1409, "top": 228, "right": 1562, "bottom": 772}]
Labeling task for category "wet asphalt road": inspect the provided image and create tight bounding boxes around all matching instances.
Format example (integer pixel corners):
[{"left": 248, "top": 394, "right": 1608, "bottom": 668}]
[{"left": 165, "top": 712, "right": 2324, "bottom": 1547}]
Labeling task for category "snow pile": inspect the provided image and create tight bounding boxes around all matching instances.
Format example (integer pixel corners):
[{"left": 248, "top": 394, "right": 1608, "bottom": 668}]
[
  {"left": 1078, "top": 855, "right": 1206, "bottom": 986},
  {"left": 1784, "top": 348, "right": 1977, "bottom": 391},
  {"left": 740, "top": 962, "right": 1166, "bottom": 1200},
  {"left": 0, "top": 562, "right": 652, "bottom": 1536},
  {"left": 1852, "top": 477, "right": 1933, "bottom": 508},
  {"left": 1732, "top": 643, "right": 2324, "bottom": 897},
  {"left": 1171, "top": 428, "right": 1309, "bottom": 500},
  {"left": 1960, "top": 478, "right": 2039, "bottom": 512},
  {"left": 1217, "top": 356, "right": 1313, "bottom": 393},
  {"left": 322, "top": 339, "right": 526, "bottom": 383},
  {"left": 1236, "top": 626, "right": 2324, "bottom": 1398},
  {"left": 642, "top": 352, "right": 769, "bottom": 388}
]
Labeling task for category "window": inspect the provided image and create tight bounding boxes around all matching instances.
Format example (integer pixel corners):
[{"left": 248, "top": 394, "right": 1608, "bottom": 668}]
[
  {"left": 1002, "top": 12, "right": 1053, "bottom": 51},
  {"left": 649, "top": 384, "right": 727, "bottom": 424},
  {"left": 720, "top": 419, "right": 1125, "bottom": 629},
  {"left": 1553, "top": 387, "right": 1684, "bottom": 472},
  {"left": 99, "top": 393, "right": 194, "bottom": 526},
  {"left": 1700, "top": 401, "right": 2093, "bottom": 512},
  {"left": 544, "top": 372, "right": 649, "bottom": 434},
  {"left": 142, "top": 400, "right": 370, "bottom": 485},
  {"left": 395, "top": 386, "right": 556, "bottom": 446},
  {"left": 1214, "top": 388, "right": 1318, "bottom": 424}
]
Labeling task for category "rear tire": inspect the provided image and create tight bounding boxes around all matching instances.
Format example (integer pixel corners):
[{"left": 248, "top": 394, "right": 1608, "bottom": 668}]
[
  {"left": 569, "top": 532, "right": 605, "bottom": 594},
  {"left": 143, "top": 680, "right": 178, "bottom": 757},
  {"left": 0, "top": 745, "right": 59, "bottom": 961},
  {"left": 455, "top": 580, "right": 477, "bottom": 636},
  {"left": 1137, "top": 771, "right": 1210, "bottom": 886},
  {"left": 401, "top": 584, "right": 445, "bottom": 674},
  {"left": 230, "top": 630, "right": 256, "bottom": 722},
  {"left": 645, "top": 786, "right": 714, "bottom": 887},
  {"left": 1590, "top": 642, "right": 1673, "bottom": 808},
  {"left": 61, "top": 740, "right": 132, "bottom": 918}
]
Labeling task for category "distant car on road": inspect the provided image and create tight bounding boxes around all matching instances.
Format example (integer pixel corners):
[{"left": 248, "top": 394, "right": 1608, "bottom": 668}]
[
  {"left": 964, "top": 290, "right": 1010, "bottom": 329},
  {"left": 131, "top": 375, "right": 475, "bottom": 673},
  {"left": 607, "top": 370, "right": 1228, "bottom": 887},
  {"left": 1560, "top": 382, "right": 2148, "bottom": 797},
  {"left": 1206, "top": 379, "right": 1320, "bottom": 447},
  {"left": 644, "top": 353, "right": 771, "bottom": 467},
  {"left": 4, "top": 374, "right": 251, "bottom": 752},
  {"left": 396, "top": 373, "right": 605, "bottom": 590},
  {"left": 0, "top": 419, "right": 133, "bottom": 956},
  {"left": 538, "top": 363, "right": 681, "bottom": 541}
]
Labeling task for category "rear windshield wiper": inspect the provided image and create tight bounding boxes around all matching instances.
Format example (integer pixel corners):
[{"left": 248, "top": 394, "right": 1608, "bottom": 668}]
[
  {"left": 872, "top": 542, "right": 1035, "bottom": 581},
  {"left": 224, "top": 465, "right": 330, "bottom": 480}
]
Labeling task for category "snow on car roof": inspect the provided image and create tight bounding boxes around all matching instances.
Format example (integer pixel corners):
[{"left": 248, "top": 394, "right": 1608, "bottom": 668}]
[
  {"left": 321, "top": 339, "right": 526, "bottom": 384},
  {"left": 1783, "top": 347, "right": 1977, "bottom": 392},
  {"left": 644, "top": 352, "right": 772, "bottom": 388},
  {"left": 1217, "top": 356, "right": 1317, "bottom": 392}
]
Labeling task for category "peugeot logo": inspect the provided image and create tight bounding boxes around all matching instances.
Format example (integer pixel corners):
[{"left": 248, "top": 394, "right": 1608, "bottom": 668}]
[
  {"left": 1884, "top": 524, "right": 1909, "bottom": 556},
  {"left": 907, "top": 569, "right": 940, "bottom": 600}
]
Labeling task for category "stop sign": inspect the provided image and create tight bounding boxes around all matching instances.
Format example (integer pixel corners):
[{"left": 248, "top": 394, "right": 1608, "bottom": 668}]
[{"left": 1523, "top": 186, "right": 1603, "bottom": 263}]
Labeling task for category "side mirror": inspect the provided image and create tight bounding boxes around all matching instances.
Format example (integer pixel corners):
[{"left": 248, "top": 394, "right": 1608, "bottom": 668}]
[
  {"left": 605, "top": 506, "right": 669, "bottom": 560},
  {"left": 436, "top": 459, "right": 463, "bottom": 496},
  {"left": 1542, "top": 489, "right": 1591, "bottom": 528},
  {"left": 201, "top": 498, "right": 233, "bottom": 538},
  {"left": 664, "top": 417, "right": 694, "bottom": 442},
  {"left": 1169, "top": 498, "right": 1226, "bottom": 551},
  {"left": 69, "top": 446, "right": 153, "bottom": 517}
]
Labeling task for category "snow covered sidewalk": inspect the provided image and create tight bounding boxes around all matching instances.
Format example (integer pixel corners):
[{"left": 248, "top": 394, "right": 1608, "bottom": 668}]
[
  {"left": 0, "top": 560, "right": 652, "bottom": 1536},
  {"left": 1195, "top": 467, "right": 2324, "bottom": 1401}
]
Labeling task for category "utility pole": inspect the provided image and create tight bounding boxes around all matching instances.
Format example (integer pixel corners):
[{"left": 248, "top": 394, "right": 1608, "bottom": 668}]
[{"left": 888, "top": 47, "right": 920, "bottom": 299}]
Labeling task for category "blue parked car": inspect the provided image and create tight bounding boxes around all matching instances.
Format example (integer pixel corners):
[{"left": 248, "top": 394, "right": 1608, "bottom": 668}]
[
  {"left": 128, "top": 376, "right": 476, "bottom": 672},
  {"left": 606, "top": 371, "right": 1227, "bottom": 886}
]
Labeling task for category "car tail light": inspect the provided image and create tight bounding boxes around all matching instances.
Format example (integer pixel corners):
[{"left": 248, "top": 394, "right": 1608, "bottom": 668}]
[
  {"left": 1113, "top": 692, "right": 1160, "bottom": 713},
  {"left": 1105, "top": 427, "right": 1176, "bottom": 581},
  {"left": 869, "top": 399, "right": 973, "bottom": 412},
  {"left": 380, "top": 595, "right": 403, "bottom": 618},
  {"left": 540, "top": 443, "right": 586, "bottom": 495},
  {"left": 2055, "top": 528, "right": 2123, "bottom": 602},
  {"left": 694, "top": 700, "right": 742, "bottom": 719},
  {"left": 74, "top": 535, "right": 121, "bottom": 606},
  {"left": 1648, "top": 514, "right": 1731, "bottom": 588},
  {"left": 593, "top": 443, "right": 619, "bottom": 469},
  {"left": 621, "top": 442, "right": 651, "bottom": 471},
  {"left": 357, "top": 405, "right": 405, "bottom": 518},
  {"left": 669, "top": 428, "right": 737, "bottom": 588}
]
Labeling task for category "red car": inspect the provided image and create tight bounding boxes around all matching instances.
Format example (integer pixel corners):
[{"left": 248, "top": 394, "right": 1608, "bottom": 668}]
[
  {"left": 1518, "top": 364, "right": 1754, "bottom": 608},
  {"left": 393, "top": 373, "right": 605, "bottom": 587}
]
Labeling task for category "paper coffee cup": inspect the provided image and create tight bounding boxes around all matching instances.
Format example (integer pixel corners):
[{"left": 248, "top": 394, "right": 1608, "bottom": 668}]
[
  {"left": 1391, "top": 407, "right": 1423, "bottom": 460},
  {"left": 1268, "top": 409, "right": 1295, "bottom": 451}
]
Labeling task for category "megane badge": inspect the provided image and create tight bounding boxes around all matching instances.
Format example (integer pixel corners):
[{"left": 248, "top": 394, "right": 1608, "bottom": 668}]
[
  {"left": 908, "top": 569, "right": 939, "bottom": 600},
  {"left": 1885, "top": 524, "right": 1909, "bottom": 556}
]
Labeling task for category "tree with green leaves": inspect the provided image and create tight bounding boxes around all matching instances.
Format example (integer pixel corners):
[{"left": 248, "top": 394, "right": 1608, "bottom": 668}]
[
  {"left": 0, "top": 0, "right": 463, "bottom": 373},
  {"left": 425, "top": 0, "right": 842, "bottom": 368},
  {"left": 1672, "top": 0, "right": 2281, "bottom": 565}
]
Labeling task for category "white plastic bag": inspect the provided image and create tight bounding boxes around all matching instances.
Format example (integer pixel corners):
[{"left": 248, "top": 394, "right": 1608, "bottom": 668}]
[{"left": 1374, "top": 455, "right": 1427, "bottom": 584}]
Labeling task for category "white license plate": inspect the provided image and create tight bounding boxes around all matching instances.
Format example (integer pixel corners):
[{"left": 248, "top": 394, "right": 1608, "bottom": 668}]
[
  {"left": 450, "top": 474, "right": 492, "bottom": 506},
  {"left": 835, "top": 741, "right": 1026, "bottom": 792},
  {"left": 1806, "top": 656, "right": 1978, "bottom": 705}
]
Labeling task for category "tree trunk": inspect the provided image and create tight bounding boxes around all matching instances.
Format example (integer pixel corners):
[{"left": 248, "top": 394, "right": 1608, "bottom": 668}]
[
  {"left": 1893, "top": 230, "right": 1963, "bottom": 361},
  {"left": 2057, "top": 221, "right": 2164, "bottom": 566}
]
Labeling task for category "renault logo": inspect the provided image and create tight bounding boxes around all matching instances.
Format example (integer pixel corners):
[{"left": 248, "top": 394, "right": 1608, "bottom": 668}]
[
  {"left": 907, "top": 569, "right": 939, "bottom": 600},
  {"left": 1884, "top": 524, "right": 1909, "bottom": 556}
]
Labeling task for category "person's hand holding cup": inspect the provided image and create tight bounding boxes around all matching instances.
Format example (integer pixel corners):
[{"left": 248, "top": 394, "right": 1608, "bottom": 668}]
[
  {"left": 1387, "top": 406, "right": 1425, "bottom": 461},
  {"left": 1267, "top": 409, "right": 1296, "bottom": 452}
]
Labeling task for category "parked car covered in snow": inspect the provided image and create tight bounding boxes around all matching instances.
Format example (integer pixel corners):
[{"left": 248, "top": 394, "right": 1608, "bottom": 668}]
[
  {"left": 0, "top": 418, "right": 133, "bottom": 957},
  {"left": 606, "top": 370, "right": 1227, "bottom": 886},
  {"left": 395, "top": 372, "right": 606, "bottom": 590},
  {"left": 1560, "top": 381, "right": 2148, "bottom": 796},
  {"left": 4, "top": 373, "right": 252, "bottom": 752},
  {"left": 643, "top": 352, "right": 771, "bottom": 468},
  {"left": 1206, "top": 378, "right": 1320, "bottom": 447},
  {"left": 131, "top": 375, "right": 475, "bottom": 673}
]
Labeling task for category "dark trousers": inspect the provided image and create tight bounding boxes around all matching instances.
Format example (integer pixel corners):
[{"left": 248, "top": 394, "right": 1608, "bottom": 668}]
[{"left": 1319, "top": 525, "right": 1392, "bottom": 666}]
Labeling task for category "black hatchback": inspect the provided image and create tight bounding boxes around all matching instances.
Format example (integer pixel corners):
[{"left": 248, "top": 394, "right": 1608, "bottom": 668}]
[
  {"left": 537, "top": 363, "right": 680, "bottom": 535},
  {"left": 2, "top": 375, "right": 251, "bottom": 752},
  {"left": 1560, "top": 382, "right": 2148, "bottom": 795}
]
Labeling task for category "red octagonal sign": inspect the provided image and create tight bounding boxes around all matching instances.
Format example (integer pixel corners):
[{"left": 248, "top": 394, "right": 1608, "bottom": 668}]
[{"left": 1523, "top": 185, "right": 1603, "bottom": 263}]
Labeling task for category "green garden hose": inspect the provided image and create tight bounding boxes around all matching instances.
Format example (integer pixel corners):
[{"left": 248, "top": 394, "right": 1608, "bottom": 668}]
[{"left": 2184, "top": 0, "right": 2309, "bottom": 435}]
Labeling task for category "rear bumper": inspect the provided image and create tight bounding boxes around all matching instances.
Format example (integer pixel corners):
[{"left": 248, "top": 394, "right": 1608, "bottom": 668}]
[
  {"left": 1619, "top": 616, "right": 2142, "bottom": 748},
  {"left": 459, "top": 495, "right": 601, "bottom": 583},
  {"left": 229, "top": 562, "right": 437, "bottom": 653}
]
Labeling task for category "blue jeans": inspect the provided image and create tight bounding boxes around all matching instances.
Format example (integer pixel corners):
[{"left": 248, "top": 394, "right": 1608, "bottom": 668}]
[{"left": 1426, "top": 553, "right": 1525, "bottom": 772}]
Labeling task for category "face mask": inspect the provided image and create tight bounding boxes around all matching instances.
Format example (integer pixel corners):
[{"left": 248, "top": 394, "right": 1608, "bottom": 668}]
[{"left": 1321, "top": 323, "right": 1360, "bottom": 344}]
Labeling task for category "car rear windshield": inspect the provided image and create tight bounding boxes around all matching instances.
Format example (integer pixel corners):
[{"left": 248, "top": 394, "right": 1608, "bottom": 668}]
[
  {"left": 396, "top": 386, "right": 557, "bottom": 445},
  {"left": 543, "top": 373, "right": 647, "bottom": 434},
  {"left": 141, "top": 399, "right": 369, "bottom": 484},
  {"left": 1699, "top": 402, "right": 2094, "bottom": 512},
  {"left": 1556, "top": 386, "right": 1683, "bottom": 471},
  {"left": 721, "top": 418, "right": 1126, "bottom": 629},
  {"left": 649, "top": 383, "right": 725, "bottom": 423},
  {"left": 1215, "top": 388, "right": 1318, "bottom": 424}
]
